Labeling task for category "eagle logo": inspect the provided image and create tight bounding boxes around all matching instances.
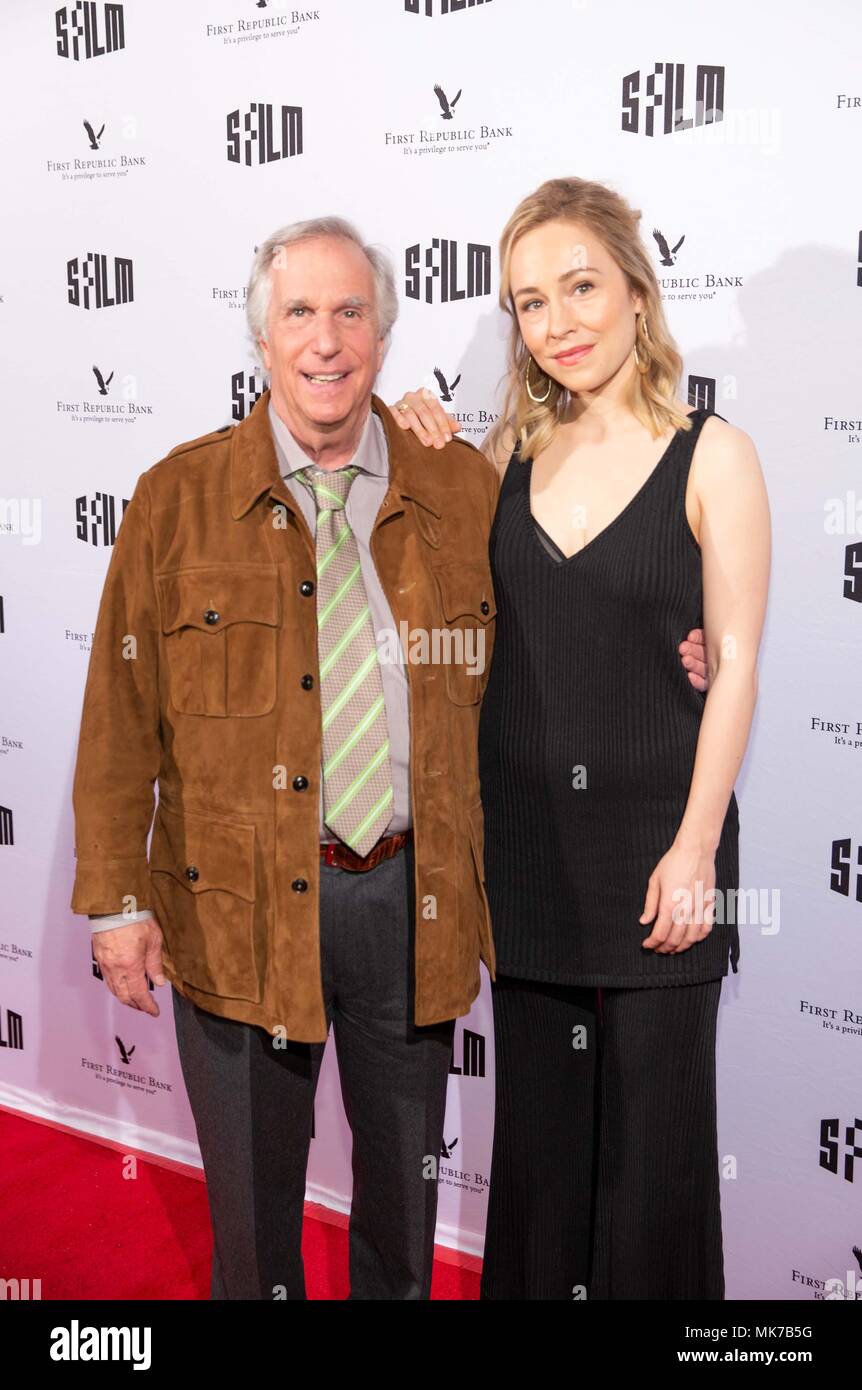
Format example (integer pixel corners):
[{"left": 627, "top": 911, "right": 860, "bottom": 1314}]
[
  {"left": 652, "top": 227, "right": 685, "bottom": 266},
  {"left": 83, "top": 120, "right": 105, "bottom": 151},
  {"left": 92, "top": 366, "right": 114, "bottom": 396},
  {"left": 433, "top": 367, "right": 460, "bottom": 402},
  {"left": 434, "top": 84, "right": 461, "bottom": 120}
]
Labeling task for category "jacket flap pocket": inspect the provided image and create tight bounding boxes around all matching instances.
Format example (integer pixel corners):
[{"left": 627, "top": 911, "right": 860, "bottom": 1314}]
[
  {"left": 149, "top": 804, "right": 256, "bottom": 901},
  {"left": 431, "top": 562, "right": 497, "bottom": 623},
  {"left": 157, "top": 566, "right": 280, "bottom": 635}
]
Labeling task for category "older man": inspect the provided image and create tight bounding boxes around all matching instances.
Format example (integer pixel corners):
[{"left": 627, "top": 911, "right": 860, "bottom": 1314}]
[{"left": 71, "top": 217, "right": 500, "bottom": 1300}]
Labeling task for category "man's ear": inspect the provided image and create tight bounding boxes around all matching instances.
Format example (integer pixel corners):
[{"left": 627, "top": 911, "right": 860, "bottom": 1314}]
[
  {"left": 376, "top": 335, "right": 386, "bottom": 373},
  {"left": 259, "top": 335, "right": 272, "bottom": 372}
]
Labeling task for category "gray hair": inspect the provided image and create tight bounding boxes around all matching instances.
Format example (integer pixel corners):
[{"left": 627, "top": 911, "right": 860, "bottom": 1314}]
[{"left": 246, "top": 216, "right": 399, "bottom": 370}]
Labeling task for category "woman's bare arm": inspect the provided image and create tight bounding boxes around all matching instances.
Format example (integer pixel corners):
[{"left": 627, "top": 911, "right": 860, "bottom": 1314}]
[
  {"left": 679, "top": 417, "right": 770, "bottom": 848},
  {"left": 641, "top": 416, "right": 771, "bottom": 951}
]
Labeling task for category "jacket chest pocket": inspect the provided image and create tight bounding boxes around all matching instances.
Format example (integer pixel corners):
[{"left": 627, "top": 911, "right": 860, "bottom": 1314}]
[
  {"left": 157, "top": 565, "right": 280, "bottom": 717},
  {"left": 430, "top": 561, "right": 497, "bottom": 706}
]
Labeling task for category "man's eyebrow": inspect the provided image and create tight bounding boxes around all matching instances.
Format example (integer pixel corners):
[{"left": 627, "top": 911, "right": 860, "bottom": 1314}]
[
  {"left": 513, "top": 267, "right": 603, "bottom": 298},
  {"left": 278, "top": 295, "right": 372, "bottom": 311}
]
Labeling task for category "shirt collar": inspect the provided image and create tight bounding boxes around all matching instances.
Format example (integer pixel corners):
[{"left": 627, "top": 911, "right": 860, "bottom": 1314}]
[
  {"left": 267, "top": 397, "right": 388, "bottom": 481},
  {"left": 228, "top": 389, "right": 442, "bottom": 523}
]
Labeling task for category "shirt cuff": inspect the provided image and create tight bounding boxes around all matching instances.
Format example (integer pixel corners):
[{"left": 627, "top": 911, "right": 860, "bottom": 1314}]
[{"left": 88, "top": 908, "right": 153, "bottom": 929}]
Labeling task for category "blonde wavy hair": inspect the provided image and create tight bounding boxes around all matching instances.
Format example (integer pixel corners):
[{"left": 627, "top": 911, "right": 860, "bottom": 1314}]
[{"left": 484, "top": 177, "right": 693, "bottom": 467}]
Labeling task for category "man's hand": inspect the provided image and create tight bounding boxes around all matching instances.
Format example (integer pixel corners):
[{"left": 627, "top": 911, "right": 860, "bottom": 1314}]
[
  {"left": 92, "top": 915, "right": 167, "bottom": 1017},
  {"left": 679, "top": 628, "right": 708, "bottom": 692},
  {"left": 389, "top": 388, "right": 461, "bottom": 449}
]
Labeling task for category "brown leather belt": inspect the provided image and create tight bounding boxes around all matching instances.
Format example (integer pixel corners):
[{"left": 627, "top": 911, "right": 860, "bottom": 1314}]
[{"left": 320, "top": 829, "right": 413, "bottom": 873}]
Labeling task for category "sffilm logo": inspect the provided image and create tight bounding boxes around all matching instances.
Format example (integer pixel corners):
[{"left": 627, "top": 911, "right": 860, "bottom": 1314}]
[
  {"left": 622, "top": 63, "right": 724, "bottom": 136},
  {"left": 0, "top": 1006, "right": 24, "bottom": 1050},
  {"left": 405, "top": 238, "right": 491, "bottom": 303},
  {"left": 231, "top": 368, "right": 266, "bottom": 421},
  {"left": 67, "top": 254, "right": 134, "bottom": 309},
  {"left": 56, "top": 3, "right": 125, "bottom": 61},
  {"left": 687, "top": 376, "right": 715, "bottom": 412},
  {"left": 820, "top": 1118, "right": 862, "bottom": 1182},
  {"left": 845, "top": 542, "right": 862, "bottom": 602},
  {"left": 226, "top": 104, "right": 303, "bottom": 165},
  {"left": 75, "top": 493, "right": 130, "bottom": 545},
  {"left": 405, "top": 0, "right": 492, "bottom": 14},
  {"left": 450, "top": 1027, "right": 485, "bottom": 1078},
  {"left": 830, "top": 838, "right": 862, "bottom": 900}
]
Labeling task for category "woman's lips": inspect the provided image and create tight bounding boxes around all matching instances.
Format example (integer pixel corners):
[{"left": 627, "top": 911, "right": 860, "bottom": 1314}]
[{"left": 554, "top": 345, "right": 594, "bottom": 365}]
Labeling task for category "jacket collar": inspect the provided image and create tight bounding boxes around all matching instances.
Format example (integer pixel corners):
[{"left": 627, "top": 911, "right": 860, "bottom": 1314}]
[{"left": 230, "top": 387, "right": 442, "bottom": 520}]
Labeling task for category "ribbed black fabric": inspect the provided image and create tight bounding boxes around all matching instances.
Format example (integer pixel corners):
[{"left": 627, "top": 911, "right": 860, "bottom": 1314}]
[
  {"left": 479, "top": 974, "right": 725, "bottom": 1300},
  {"left": 478, "top": 407, "right": 740, "bottom": 986}
]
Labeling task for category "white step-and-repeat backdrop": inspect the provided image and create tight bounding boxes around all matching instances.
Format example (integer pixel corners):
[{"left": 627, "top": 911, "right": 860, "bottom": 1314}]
[{"left": 1, "top": 0, "right": 860, "bottom": 1298}]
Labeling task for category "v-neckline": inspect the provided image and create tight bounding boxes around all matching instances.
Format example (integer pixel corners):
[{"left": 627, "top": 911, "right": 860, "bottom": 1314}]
[{"left": 522, "top": 409, "right": 704, "bottom": 566}]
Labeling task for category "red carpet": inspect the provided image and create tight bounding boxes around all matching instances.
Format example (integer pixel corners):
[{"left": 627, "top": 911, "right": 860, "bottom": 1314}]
[{"left": 0, "top": 1107, "right": 480, "bottom": 1300}]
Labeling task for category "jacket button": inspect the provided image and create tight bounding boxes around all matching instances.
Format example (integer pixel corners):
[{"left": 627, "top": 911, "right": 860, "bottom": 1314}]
[
  {"left": 480, "top": 600, "right": 489, "bottom": 615},
  {"left": 300, "top": 580, "right": 315, "bottom": 597},
  {"left": 300, "top": 674, "right": 314, "bottom": 690},
  {"left": 185, "top": 865, "right": 200, "bottom": 881},
  {"left": 292, "top": 775, "right": 309, "bottom": 791},
  {"left": 203, "top": 609, "right": 220, "bottom": 625},
  {"left": 291, "top": 877, "right": 308, "bottom": 893}
]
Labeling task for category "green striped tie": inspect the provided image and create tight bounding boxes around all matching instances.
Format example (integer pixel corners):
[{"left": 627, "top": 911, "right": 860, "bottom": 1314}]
[{"left": 297, "top": 464, "right": 393, "bottom": 857}]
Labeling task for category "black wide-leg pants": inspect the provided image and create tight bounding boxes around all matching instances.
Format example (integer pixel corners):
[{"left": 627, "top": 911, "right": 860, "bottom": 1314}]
[{"left": 480, "top": 973, "right": 726, "bottom": 1301}]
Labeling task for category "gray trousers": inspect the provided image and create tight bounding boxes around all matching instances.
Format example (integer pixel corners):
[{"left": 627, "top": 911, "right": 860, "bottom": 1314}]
[{"left": 171, "top": 841, "right": 455, "bottom": 1300}]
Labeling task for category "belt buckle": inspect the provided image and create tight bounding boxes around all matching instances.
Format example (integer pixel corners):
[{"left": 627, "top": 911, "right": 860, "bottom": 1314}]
[{"left": 324, "top": 843, "right": 338, "bottom": 867}]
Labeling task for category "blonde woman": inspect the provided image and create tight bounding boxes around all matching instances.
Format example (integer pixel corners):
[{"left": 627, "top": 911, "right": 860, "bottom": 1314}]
[{"left": 391, "top": 177, "right": 770, "bottom": 1300}]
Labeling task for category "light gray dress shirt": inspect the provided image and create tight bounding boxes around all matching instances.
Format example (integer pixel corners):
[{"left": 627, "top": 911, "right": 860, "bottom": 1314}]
[{"left": 89, "top": 399, "right": 411, "bottom": 930}]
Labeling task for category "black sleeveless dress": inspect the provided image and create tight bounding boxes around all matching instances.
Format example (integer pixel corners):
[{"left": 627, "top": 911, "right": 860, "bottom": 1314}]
[{"left": 478, "top": 407, "right": 740, "bottom": 987}]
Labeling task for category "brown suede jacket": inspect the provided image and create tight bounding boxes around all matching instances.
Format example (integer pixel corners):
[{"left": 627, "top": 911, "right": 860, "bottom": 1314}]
[{"left": 70, "top": 389, "right": 501, "bottom": 1041}]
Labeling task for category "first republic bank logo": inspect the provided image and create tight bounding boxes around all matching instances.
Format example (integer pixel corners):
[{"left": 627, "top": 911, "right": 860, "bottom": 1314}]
[
  {"left": 56, "top": 4, "right": 125, "bottom": 61},
  {"left": 622, "top": 63, "right": 725, "bottom": 136}
]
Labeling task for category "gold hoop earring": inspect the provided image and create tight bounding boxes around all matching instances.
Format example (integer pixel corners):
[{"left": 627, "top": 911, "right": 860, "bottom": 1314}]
[
  {"left": 633, "top": 313, "right": 651, "bottom": 374},
  {"left": 525, "top": 357, "right": 552, "bottom": 403}
]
